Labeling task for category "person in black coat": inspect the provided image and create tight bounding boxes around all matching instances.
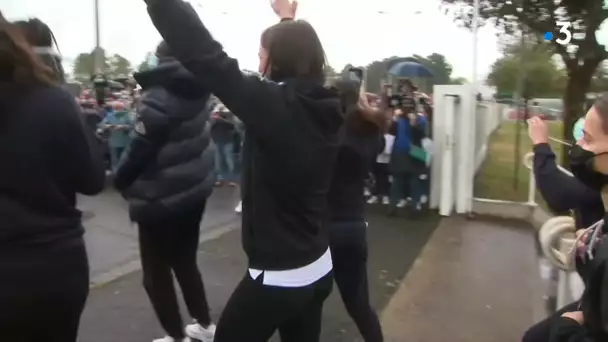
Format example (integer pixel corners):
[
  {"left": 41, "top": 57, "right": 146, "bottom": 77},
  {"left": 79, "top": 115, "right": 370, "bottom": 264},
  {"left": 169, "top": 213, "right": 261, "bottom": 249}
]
[
  {"left": 522, "top": 116, "right": 604, "bottom": 342},
  {"left": 0, "top": 15, "right": 105, "bottom": 341},
  {"left": 113, "top": 41, "right": 216, "bottom": 342},
  {"left": 144, "top": 0, "right": 344, "bottom": 341}
]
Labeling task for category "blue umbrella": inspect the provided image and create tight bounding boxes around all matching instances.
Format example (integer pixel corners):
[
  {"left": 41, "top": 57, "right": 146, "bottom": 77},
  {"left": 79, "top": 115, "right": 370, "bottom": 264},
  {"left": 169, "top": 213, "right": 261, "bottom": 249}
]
[{"left": 388, "top": 61, "right": 434, "bottom": 78}]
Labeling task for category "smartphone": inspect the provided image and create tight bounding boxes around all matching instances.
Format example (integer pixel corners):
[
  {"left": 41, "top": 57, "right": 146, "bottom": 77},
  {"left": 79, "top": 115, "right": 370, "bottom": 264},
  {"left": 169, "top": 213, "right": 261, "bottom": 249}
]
[{"left": 348, "top": 67, "right": 364, "bottom": 85}]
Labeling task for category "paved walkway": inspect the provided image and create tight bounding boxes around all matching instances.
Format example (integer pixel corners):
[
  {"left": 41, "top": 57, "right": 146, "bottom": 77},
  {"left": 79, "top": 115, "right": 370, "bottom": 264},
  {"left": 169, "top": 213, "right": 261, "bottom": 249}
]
[{"left": 380, "top": 216, "right": 546, "bottom": 342}]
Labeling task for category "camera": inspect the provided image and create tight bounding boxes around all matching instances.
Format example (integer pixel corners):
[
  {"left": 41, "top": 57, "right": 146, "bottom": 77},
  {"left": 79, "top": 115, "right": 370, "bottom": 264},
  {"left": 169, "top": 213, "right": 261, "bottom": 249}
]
[
  {"left": 347, "top": 67, "right": 364, "bottom": 87},
  {"left": 387, "top": 79, "right": 417, "bottom": 112}
]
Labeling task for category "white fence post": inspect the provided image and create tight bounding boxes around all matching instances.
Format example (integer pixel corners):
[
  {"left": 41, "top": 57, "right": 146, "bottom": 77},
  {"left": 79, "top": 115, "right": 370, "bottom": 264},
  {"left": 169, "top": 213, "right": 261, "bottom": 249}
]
[{"left": 439, "top": 96, "right": 456, "bottom": 216}]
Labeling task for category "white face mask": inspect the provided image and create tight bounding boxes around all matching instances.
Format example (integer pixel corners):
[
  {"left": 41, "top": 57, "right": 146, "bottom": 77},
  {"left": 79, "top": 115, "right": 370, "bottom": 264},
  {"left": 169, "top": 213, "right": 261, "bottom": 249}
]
[{"left": 148, "top": 55, "right": 159, "bottom": 68}]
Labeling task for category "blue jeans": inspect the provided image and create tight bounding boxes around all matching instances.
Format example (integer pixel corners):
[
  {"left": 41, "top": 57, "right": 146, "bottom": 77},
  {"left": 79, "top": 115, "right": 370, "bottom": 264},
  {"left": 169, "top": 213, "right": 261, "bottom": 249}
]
[
  {"left": 110, "top": 147, "right": 125, "bottom": 172},
  {"left": 214, "top": 142, "right": 235, "bottom": 181},
  {"left": 390, "top": 173, "right": 424, "bottom": 209}
]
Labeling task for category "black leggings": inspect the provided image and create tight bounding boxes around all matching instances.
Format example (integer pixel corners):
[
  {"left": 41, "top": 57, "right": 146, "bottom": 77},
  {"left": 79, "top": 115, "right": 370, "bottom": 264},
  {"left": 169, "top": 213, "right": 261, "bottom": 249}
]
[
  {"left": 522, "top": 301, "right": 579, "bottom": 342},
  {"left": 138, "top": 202, "right": 211, "bottom": 339},
  {"left": 214, "top": 271, "right": 333, "bottom": 342},
  {"left": 0, "top": 240, "right": 89, "bottom": 342},
  {"left": 329, "top": 220, "right": 384, "bottom": 342}
]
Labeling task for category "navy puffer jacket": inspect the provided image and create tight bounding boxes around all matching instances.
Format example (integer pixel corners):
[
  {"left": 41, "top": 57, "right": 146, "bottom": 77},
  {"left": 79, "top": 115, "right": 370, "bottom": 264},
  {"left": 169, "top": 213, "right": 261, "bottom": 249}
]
[{"left": 114, "top": 59, "right": 215, "bottom": 223}]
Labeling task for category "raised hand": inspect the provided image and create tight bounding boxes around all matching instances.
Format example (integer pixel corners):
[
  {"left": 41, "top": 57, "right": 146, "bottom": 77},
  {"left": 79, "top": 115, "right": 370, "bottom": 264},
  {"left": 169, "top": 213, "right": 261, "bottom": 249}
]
[{"left": 270, "top": 0, "right": 298, "bottom": 19}]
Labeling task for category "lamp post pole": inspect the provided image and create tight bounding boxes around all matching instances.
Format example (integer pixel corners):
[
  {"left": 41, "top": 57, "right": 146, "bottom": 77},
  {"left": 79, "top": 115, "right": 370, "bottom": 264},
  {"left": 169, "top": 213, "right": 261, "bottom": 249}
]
[{"left": 93, "top": 0, "right": 104, "bottom": 73}]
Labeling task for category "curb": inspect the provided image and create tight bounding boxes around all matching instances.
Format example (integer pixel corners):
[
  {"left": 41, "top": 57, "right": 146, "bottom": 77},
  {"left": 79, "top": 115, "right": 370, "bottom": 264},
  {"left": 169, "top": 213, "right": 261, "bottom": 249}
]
[{"left": 88, "top": 219, "right": 241, "bottom": 289}]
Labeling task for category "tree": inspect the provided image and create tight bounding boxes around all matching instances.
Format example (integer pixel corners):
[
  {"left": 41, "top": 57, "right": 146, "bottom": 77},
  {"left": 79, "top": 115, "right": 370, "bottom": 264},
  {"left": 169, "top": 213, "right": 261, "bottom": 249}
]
[
  {"left": 450, "top": 77, "right": 468, "bottom": 84},
  {"left": 72, "top": 49, "right": 132, "bottom": 84},
  {"left": 107, "top": 54, "right": 132, "bottom": 78},
  {"left": 415, "top": 53, "right": 453, "bottom": 85},
  {"left": 72, "top": 52, "right": 95, "bottom": 84},
  {"left": 591, "top": 62, "right": 608, "bottom": 92},
  {"left": 349, "top": 54, "right": 455, "bottom": 94},
  {"left": 487, "top": 41, "right": 566, "bottom": 98},
  {"left": 324, "top": 65, "right": 337, "bottom": 77},
  {"left": 442, "top": 0, "right": 608, "bottom": 150}
]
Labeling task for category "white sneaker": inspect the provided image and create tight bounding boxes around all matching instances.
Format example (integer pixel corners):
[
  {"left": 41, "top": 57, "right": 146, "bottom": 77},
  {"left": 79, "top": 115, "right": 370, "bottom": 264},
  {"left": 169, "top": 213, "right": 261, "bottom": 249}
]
[
  {"left": 382, "top": 196, "right": 390, "bottom": 205},
  {"left": 153, "top": 337, "right": 190, "bottom": 342},
  {"left": 234, "top": 201, "right": 242, "bottom": 214},
  {"left": 397, "top": 199, "right": 407, "bottom": 208},
  {"left": 367, "top": 196, "right": 378, "bottom": 204},
  {"left": 185, "top": 322, "right": 216, "bottom": 342},
  {"left": 364, "top": 188, "right": 371, "bottom": 197}
]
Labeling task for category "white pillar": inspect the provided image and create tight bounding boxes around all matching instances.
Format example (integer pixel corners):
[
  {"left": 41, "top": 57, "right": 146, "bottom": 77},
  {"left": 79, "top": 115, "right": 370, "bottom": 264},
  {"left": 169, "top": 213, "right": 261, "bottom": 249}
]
[{"left": 465, "top": 0, "right": 480, "bottom": 212}]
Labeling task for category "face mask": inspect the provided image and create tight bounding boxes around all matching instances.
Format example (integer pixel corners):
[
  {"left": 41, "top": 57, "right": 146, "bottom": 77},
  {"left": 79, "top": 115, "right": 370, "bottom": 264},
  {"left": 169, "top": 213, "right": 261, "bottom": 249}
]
[
  {"left": 148, "top": 55, "right": 159, "bottom": 68},
  {"left": 569, "top": 145, "right": 608, "bottom": 191},
  {"left": 573, "top": 118, "right": 585, "bottom": 142}
]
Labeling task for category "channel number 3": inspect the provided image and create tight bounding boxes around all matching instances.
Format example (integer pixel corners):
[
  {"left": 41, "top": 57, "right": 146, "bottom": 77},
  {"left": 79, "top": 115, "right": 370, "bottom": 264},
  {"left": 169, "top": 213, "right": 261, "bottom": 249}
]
[{"left": 556, "top": 21, "right": 572, "bottom": 45}]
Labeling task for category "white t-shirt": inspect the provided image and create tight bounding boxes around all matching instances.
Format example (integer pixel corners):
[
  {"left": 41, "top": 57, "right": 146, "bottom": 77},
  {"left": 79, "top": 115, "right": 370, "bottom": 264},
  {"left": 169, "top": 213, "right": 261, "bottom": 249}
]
[{"left": 377, "top": 134, "right": 394, "bottom": 164}]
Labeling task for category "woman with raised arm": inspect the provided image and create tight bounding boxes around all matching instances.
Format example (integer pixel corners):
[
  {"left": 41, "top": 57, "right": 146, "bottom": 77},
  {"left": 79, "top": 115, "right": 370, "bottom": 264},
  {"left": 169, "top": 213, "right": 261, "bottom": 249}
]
[
  {"left": 326, "top": 78, "right": 387, "bottom": 342},
  {"left": 0, "top": 13, "right": 105, "bottom": 341},
  {"left": 143, "top": 0, "right": 343, "bottom": 341}
]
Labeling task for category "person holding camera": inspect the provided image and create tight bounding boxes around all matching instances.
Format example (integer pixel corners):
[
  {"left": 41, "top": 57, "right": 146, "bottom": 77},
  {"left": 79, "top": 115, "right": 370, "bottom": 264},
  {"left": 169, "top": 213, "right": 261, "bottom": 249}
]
[
  {"left": 387, "top": 106, "right": 429, "bottom": 216},
  {"left": 522, "top": 116, "right": 603, "bottom": 342}
]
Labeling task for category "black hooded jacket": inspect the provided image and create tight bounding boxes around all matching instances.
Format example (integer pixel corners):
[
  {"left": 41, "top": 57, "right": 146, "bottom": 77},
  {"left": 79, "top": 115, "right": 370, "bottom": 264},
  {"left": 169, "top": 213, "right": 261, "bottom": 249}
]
[
  {"left": 113, "top": 60, "right": 215, "bottom": 223},
  {"left": 533, "top": 143, "right": 604, "bottom": 229},
  {"left": 0, "top": 84, "right": 105, "bottom": 249},
  {"left": 145, "top": 0, "right": 344, "bottom": 270}
]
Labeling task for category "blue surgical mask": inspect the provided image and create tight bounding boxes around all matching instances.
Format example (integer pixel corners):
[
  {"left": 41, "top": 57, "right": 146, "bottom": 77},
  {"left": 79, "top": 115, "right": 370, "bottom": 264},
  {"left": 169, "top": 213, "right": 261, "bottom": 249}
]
[
  {"left": 148, "top": 55, "right": 159, "bottom": 68},
  {"left": 573, "top": 117, "right": 585, "bottom": 142}
]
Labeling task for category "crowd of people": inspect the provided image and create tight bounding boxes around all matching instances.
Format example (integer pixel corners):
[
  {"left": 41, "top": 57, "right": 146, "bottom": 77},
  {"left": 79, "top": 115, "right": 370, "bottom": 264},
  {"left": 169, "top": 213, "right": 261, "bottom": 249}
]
[{"left": 4, "top": 0, "right": 608, "bottom": 342}]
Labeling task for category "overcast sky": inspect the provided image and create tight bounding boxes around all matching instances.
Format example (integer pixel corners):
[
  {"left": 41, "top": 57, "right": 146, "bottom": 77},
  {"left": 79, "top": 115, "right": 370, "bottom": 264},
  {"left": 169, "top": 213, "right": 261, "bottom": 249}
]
[{"left": 3, "top": 0, "right": 508, "bottom": 79}]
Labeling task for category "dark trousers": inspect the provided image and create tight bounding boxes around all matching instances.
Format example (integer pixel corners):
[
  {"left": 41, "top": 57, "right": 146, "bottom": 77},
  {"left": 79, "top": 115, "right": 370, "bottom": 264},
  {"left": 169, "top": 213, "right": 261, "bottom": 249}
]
[
  {"left": 371, "top": 162, "right": 390, "bottom": 196},
  {"left": 138, "top": 202, "right": 211, "bottom": 339},
  {"left": 214, "top": 271, "right": 333, "bottom": 342},
  {"left": 522, "top": 301, "right": 579, "bottom": 342},
  {"left": 0, "top": 241, "right": 89, "bottom": 342},
  {"left": 390, "top": 173, "right": 425, "bottom": 207},
  {"left": 329, "top": 220, "right": 384, "bottom": 342}
]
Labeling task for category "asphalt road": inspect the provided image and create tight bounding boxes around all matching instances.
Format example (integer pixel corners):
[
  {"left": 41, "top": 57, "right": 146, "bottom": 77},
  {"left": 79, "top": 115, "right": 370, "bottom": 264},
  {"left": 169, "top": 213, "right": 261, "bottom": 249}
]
[
  {"left": 78, "top": 204, "right": 440, "bottom": 342},
  {"left": 78, "top": 186, "right": 241, "bottom": 283}
]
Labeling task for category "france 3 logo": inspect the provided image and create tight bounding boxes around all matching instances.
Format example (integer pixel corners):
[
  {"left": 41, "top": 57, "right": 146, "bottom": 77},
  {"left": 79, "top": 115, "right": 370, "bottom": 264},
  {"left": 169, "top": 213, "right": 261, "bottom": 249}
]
[{"left": 544, "top": 22, "right": 572, "bottom": 45}]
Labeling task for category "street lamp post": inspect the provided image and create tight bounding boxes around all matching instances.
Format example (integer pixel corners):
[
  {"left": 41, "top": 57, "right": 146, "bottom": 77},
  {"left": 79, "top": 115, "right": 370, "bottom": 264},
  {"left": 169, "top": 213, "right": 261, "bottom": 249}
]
[{"left": 93, "top": 0, "right": 104, "bottom": 72}]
